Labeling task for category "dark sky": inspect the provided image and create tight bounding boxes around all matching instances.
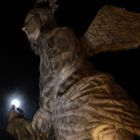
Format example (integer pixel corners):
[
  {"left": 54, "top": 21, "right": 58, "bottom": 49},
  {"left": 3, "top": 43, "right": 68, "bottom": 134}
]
[{"left": 0, "top": 0, "right": 140, "bottom": 129}]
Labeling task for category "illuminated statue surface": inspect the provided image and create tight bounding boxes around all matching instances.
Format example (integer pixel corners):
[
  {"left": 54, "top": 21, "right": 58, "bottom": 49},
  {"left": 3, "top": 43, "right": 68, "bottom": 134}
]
[
  {"left": 7, "top": 105, "right": 36, "bottom": 140},
  {"left": 23, "top": 1, "right": 140, "bottom": 139}
]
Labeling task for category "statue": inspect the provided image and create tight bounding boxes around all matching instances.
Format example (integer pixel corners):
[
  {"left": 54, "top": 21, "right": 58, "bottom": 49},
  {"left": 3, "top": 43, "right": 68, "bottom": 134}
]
[
  {"left": 7, "top": 105, "right": 36, "bottom": 140},
  {"left": 22, "top": 0, "right": 140, "bottom": 139}
]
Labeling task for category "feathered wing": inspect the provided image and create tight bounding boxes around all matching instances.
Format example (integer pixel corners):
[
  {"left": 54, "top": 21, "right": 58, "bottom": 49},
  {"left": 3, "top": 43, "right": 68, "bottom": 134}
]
[
  {"left": 84, "top": 5, "right": 140, "bottom": 54},
  {"left": 64, "top": 75, "right": 140, "bottom": 136}
]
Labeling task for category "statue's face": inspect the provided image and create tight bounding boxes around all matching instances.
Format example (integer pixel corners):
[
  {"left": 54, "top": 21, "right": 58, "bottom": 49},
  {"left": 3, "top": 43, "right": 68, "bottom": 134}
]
[
  {"left": 22, "top": 8, "right": 56, "bottom": 44},
  {"left": 22, "top": 14, "right": 41, "bottom": 44}
]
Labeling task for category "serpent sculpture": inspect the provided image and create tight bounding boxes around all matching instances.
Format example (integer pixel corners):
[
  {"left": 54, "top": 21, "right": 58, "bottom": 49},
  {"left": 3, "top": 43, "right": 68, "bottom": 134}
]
[{"left": 22, "top": 1, "right": 140, "bottom": 139}]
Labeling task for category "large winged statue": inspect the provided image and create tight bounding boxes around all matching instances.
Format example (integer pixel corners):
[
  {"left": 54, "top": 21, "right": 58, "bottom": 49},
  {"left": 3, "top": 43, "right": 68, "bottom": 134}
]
[{"left": 22, "top": 0, "right": 140, "bottom": 139}]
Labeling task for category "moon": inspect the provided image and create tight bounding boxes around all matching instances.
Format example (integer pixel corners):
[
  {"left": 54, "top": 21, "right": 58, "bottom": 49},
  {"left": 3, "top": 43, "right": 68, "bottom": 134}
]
[{"left": 11, "top": 99, "right": 20, "bottom": 108}]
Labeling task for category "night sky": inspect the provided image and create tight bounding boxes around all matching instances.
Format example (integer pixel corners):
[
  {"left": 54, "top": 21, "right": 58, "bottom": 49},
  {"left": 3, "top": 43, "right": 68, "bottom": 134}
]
[{"left": 0, "top": 0, "right": 140, "bottom": 129}]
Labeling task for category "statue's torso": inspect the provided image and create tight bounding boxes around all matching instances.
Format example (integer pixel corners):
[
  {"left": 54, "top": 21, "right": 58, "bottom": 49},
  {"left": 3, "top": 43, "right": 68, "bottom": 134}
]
[{"left": 32, "top": 27, "right": 140, "bottom": 140}]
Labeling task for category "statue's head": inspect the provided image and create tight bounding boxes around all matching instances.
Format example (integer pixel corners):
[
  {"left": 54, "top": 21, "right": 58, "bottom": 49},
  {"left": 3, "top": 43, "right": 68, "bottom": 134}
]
[{"left": 22, "top": 8, "right": 56, "bottom": 51}]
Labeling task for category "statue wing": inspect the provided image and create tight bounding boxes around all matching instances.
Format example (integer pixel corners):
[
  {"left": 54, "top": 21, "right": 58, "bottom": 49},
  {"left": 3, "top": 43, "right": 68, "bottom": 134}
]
[{"left": 83, "top": 5, "right": 140, "bottom": 55}]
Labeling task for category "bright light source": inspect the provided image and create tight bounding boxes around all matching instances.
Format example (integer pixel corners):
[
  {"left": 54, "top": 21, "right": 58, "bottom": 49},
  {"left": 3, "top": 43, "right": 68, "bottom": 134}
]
[{"left": 11, "top": 99, "right": 20, "bottom": 108}]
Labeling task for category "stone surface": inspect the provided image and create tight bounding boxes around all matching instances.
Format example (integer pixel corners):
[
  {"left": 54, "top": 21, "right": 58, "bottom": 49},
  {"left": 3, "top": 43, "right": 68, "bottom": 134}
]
[
  {"left": 84, "top": 5, "right": 140, "bottom": 54},
  {"left": 6, "top": 105, "right": 36, "bottom": 140},
  {"left": 23, "top": 5, "right": 140, "bottom": 140}
]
